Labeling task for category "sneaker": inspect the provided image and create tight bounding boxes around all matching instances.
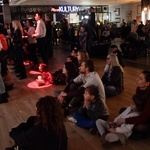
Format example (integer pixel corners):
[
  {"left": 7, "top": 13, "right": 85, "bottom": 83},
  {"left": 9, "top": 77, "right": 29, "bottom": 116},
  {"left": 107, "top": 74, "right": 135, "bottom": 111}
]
[
  {"left": 130, "top": 133, "right": 145, "bottom": 140},
  {"left": 67, "top": 116, "right": 77, "bottom": 123}
]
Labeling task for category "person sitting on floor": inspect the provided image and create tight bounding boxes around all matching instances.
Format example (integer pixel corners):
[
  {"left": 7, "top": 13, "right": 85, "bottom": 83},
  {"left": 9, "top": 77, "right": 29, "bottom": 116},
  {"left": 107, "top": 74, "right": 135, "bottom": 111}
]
[
  {"left": 6, "top": 96, "right": 68, "bottom": 150},
  {"left": 110, "top": 45, "right": 125, "bottom": 67},
  {"left": 96, "top": 94, "right": 144, "bottom": 145},
  {"left": 36, "top": 63, "right": 53, "bottom": 86},
  {"left": 116, "top": 70, "right": 150, "bottom": 140},
  {"left": 53, "top": 62, "right": 78, "bottom": 85},
  {"left": 102, "top": 53, "right": 124, "bottom": 97},
  {"left": 57, "top": 60, "right": 106, "bottom": 116},
  {"left": 68, "top": 85, "right": 109, "bottom": 131},
  {"left": 76, "top": 50, "right": 89, "bottom": 68}
]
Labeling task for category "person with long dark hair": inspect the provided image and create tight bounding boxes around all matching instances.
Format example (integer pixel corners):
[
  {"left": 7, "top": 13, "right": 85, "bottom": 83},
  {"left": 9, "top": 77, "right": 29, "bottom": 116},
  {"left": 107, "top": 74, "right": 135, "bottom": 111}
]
[
  {"left": 117, "top": 70, "right": 150, "bottom": 139},
  {"left": 6, "top": 96, "right": 68, "bottom": 150}
]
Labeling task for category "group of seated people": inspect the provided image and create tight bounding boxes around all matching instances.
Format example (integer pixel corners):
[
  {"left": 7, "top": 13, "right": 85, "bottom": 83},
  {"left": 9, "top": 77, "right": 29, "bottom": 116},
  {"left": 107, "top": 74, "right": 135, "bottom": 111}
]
[{"left": 4, "top": 44, "right": 150, "bottom": 149}]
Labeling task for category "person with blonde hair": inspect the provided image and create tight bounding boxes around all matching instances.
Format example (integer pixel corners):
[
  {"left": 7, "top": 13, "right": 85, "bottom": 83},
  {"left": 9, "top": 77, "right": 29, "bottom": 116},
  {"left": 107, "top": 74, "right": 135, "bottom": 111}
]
[
  {"left": 102, "top": 53, "right": 124, "bottom": 97},
  {"left": 12, "top": 20, "right": 27, "bottom": 80}
]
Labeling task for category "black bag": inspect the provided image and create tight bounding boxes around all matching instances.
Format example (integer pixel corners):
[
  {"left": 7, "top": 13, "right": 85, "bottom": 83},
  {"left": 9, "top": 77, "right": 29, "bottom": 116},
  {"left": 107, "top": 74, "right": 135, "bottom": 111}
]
[{"left": 53, "top": 73, "right": 66, "bottom": 85}]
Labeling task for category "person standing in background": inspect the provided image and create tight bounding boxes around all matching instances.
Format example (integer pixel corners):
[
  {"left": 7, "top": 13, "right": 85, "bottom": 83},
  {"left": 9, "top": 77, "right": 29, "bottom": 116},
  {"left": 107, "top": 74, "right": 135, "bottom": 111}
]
[
  {"left": 88, "top": 6, "right": 95, "bottom": 30},
  {"left": 86, "top": 6, "right": 95, "bottom": 57},
  {"left": 24, "top": 19, "right": 38, "bottom": 70},
  {"left": 12, "top": 20, "right": 27, "bottom": 80},
  {"left": 32, "top": 12, "right": 48, "bottom": 65},
  {"left": 45, "top": 15, "right": 53, "bottom": 58}
]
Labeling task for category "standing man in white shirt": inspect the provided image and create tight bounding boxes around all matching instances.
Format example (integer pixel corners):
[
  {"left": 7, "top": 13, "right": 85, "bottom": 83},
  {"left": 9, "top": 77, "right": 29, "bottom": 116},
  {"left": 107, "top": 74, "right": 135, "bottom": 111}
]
[{"left": 32, "top": 12, "right": 48, "bottom": 65}]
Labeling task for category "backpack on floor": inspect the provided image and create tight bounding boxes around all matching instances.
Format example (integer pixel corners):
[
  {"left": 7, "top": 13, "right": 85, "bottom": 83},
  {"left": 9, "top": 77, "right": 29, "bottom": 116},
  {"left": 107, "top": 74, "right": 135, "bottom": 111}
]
[{"left": 0, "top": 34, "right": 8, "bottom": 51}]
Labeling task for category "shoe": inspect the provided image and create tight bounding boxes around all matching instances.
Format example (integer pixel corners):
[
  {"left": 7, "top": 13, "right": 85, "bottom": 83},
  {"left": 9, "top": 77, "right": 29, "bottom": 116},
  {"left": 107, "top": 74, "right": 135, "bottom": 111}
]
[
  {"left": 89, "top": 127, "right": 98, "bottom": 135},
  {"left": 130, "top": 133, "right": 145, "bottom": 140},
  {"left": 16, "top": 74, "right": 22, "bottom": 77},
  {"left": 0, "top": 93, "right": 8, "bottom": 104},
  {"left": 5, "top": 92, "right": 9, "bottom": 98},
  {"left": 14, "top": 70, "right": 20, "bottom": 74},
  {"left": 19, "top": 75, "right": 27, "bottom": 80},
  {"left": 5, "top": 144, "right": 18, "bottom": 150},
  {"left": 67, "top": 116, "right": 77, "bottom": 123},
  {"left": 101, "top": 134, "right": 107, "bottom": 145},
  {"left": 0, "top": 98, "right": 8, "bottom": 104}
]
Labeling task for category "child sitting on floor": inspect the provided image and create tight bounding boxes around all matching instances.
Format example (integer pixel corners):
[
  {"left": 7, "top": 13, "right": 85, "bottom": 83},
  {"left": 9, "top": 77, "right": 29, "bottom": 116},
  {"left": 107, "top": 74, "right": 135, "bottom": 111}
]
[
  {"left": 67, "top": 85, "right": 109, "bottom": 130},
  {"left": 96, "top": 94, "right": 144, "bottom": 145},
  {"left": 36, "top": 63, "right": 53, "bottom": 86}
]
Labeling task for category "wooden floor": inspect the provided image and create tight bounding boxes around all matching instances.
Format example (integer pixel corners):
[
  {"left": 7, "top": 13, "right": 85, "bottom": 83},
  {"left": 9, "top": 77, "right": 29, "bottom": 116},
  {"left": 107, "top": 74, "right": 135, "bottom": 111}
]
[{"left": 0, "top": 45, "right": 150, "bottom": 150}]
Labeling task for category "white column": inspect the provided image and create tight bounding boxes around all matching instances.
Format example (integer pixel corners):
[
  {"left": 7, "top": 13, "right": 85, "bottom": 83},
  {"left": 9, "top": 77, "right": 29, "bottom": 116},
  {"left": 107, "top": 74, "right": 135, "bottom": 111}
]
[
  {"left": 53, "top": 13, "right": 56, "bottom": 22},
  {"left": 2, "top": 4, "right": 11, "bottom": 23}
]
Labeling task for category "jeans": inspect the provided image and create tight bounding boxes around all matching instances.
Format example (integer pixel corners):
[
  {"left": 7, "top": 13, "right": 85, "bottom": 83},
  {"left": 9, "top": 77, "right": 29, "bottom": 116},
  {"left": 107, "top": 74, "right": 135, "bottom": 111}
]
[{"left": 73, "top": 111, "right": 95, "bottom": 128}]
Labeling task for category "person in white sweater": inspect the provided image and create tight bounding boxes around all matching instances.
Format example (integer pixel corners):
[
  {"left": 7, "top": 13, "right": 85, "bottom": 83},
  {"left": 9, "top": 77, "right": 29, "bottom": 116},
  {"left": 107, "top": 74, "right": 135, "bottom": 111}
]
[{"left": 96, "top": 94, "right": 144, "bottom": 144}]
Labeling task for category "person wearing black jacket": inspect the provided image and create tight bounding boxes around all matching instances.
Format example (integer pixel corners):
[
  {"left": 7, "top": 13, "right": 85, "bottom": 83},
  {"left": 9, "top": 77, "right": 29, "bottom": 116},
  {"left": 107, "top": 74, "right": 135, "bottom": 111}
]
[
  {"left": 102, "top": 53, "right": 124, "bottom": 97},
  {"left": 12, "top": 20, "right": 27, "bottom": 80},
  {"left": 57, "top": 60, "right": 105, "bottom": 116},
  {"left": 6, "top": 96, "right": 68, "bottom": 150}
]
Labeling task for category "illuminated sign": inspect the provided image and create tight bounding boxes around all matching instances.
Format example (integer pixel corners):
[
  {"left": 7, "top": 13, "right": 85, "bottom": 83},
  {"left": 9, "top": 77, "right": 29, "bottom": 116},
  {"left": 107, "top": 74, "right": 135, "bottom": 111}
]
[
  {"left": 28, "top": 7, "right": 41, "bottom": 13},
  {"left": 51, "top": 6, "right": 79, "bottom": 13}
]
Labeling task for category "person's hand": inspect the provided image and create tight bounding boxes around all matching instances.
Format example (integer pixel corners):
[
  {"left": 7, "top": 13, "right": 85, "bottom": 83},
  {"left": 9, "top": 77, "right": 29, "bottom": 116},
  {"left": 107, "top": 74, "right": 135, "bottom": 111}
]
[
  {"left": 57, "top": 94, "right": 64, "bottom": 104},
  {"left": 60, "top": 91, "right": 67, "bottom": 97},
  {"left": 32, "top": 34, "right": 35, "bottom": 38},
  {"left": 83, "top": 100, "right": 90, "bottom": 109},
  {"left": 108, "top": 121, "right": 115, "bottom": 125},
  {"left": 108, "top": 128, "right": 116, "bottom": 133},
  {"left": 24, "top": 30, "right": 27, "bottom": 34},
  {"left": 116, "top": 118, "right": 125, "bottom": 125}
]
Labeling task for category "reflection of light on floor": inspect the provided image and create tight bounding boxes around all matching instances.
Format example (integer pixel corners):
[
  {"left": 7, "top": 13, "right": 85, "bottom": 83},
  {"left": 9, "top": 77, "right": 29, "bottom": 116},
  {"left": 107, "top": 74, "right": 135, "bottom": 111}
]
[
  {"left": 29, "top": 70, "right": 41, "bottom": 75},
  {"left": 27, "top": 81, "right": 52, "bottom": 89}
]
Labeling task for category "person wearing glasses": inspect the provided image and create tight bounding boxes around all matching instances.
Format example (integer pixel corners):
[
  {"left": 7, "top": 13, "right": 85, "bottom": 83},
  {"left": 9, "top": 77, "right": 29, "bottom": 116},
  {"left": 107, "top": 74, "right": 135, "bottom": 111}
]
[{"left": 102, "top": 53, "right": 124, "bottom": 97}]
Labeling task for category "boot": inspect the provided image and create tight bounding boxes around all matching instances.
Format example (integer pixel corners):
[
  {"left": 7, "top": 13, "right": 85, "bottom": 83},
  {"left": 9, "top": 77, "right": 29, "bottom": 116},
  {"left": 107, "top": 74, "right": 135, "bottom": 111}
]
[
  {"left": 5, "top": 144, "right": 18, "bottom": 150},
  {"left": 0, "top": 92, "right": 8, "bottom": 104}
]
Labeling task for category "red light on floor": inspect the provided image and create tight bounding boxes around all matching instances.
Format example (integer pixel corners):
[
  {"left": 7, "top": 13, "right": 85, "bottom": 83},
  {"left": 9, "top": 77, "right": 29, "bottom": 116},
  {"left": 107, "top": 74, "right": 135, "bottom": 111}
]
[
  {"left": 29, "top": 70, "right": 41, "bottom": 75},
  {"left": 27, "top": 81, "right": 52, "bottom": 89}
]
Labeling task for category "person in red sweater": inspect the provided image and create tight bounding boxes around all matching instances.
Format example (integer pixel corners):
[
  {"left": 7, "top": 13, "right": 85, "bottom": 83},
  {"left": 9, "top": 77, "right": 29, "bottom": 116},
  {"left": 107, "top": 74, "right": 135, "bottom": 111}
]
[
  {"left": 36, "top": 63, "right": 53, "bottom": 86},
  {"left": 117, "top": 70, "right": 150, "bottom": 139}
]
